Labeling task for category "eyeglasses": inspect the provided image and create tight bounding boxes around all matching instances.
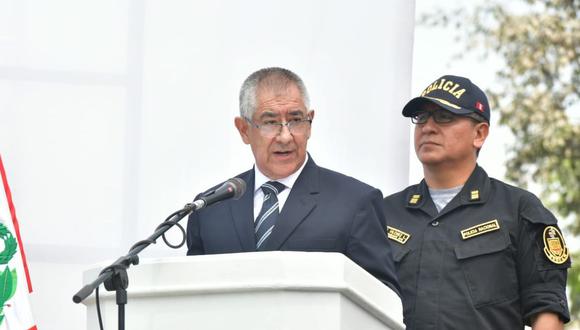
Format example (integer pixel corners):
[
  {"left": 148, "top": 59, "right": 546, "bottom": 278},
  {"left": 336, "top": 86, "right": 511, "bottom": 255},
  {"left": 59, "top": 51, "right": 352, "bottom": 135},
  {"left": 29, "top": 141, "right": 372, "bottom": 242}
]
[
  {"left": 411, "top": 110, "right": 485, "bottom": 124},
  {"left": 245, "top": 116, "right": 312, "bottom": 137}
]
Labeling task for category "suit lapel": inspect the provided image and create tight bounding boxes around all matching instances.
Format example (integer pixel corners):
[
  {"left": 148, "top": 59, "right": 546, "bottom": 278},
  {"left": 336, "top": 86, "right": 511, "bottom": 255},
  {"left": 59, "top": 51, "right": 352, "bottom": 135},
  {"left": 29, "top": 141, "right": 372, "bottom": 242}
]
[
  {"left": 229, "top": 170, "right": 256, "bottom": 252},
  {"left": 262, "top": 157, "right": 319, "bottom": 250}
]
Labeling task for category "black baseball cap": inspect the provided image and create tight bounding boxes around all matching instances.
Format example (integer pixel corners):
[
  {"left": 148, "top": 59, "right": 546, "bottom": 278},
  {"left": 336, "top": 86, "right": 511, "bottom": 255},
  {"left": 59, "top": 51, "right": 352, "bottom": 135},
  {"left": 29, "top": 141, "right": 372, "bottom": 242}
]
[{"left": 402, "top": 75, "right": 490, "bottom": 122}]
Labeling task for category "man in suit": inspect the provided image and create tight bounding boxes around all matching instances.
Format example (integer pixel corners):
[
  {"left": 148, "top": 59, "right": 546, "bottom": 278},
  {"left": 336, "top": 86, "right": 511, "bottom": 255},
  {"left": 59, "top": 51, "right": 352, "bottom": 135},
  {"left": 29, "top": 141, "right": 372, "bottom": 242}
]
[{"left": 186, "top": 67, "right": 400, "bottom": 294}]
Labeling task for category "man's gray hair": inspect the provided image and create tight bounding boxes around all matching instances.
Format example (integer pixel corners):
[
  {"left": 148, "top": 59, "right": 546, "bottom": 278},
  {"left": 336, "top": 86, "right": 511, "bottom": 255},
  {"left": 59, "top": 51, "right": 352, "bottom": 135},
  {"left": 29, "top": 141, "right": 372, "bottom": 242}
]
[{"left": 239, "top": 67, "right": 310, "bottom": 118}]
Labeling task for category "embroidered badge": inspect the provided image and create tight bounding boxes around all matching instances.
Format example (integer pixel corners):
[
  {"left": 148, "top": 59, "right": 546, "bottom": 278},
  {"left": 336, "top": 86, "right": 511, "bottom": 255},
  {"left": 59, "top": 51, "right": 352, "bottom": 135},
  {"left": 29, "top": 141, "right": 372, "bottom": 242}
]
[
  {"left": 543, "top": 226, "right": 569, "bottom": 264},
  {"left": 387, "top": 226, "right": 411, "bottom": 244},
  {"left": 460, "top": 219, "right": 500, "bottom": 240},
  {"left": 408, "top": 194, "right": 421, "bottom": 205},
  {"left": 470, "top": 190, "right": 480, "bottom": 201}
]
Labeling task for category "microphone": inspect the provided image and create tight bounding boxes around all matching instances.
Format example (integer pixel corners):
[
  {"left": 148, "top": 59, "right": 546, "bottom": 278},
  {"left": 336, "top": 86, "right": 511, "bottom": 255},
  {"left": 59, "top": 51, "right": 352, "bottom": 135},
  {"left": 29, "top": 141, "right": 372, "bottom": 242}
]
[{"left": 187, "top": 178, "right": 246, "bottom": 211}]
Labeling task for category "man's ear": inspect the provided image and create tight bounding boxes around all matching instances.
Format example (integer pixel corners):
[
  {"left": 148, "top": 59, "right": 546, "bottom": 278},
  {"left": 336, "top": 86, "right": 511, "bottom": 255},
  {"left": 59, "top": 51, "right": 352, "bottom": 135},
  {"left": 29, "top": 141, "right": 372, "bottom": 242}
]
[
  {"left": 308, "top": 110, "right": 315, "bottom": 121},
  {"left": 305, "top": 110, "right": 315, "bottom": 139},
  {"left": 234, "top": 117, "right": 251, "bottom": 145},
  {"left": 473, "top": 122, "right": 489, "bottom": 149}
]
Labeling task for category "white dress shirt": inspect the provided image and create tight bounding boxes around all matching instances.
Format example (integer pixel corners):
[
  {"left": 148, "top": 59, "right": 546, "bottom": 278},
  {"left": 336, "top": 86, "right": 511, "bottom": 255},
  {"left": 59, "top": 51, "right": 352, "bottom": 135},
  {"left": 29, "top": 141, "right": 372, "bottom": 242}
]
[{"left": 252, "top": 154, "right": 309, "bottom": 221}]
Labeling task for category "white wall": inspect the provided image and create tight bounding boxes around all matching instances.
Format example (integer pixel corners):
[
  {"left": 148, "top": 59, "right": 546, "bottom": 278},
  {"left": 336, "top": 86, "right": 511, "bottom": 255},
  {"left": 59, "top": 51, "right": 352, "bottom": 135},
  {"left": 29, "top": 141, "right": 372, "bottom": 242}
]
[{"left": 0, "top": 1, "right": 416, "bottom": 329}]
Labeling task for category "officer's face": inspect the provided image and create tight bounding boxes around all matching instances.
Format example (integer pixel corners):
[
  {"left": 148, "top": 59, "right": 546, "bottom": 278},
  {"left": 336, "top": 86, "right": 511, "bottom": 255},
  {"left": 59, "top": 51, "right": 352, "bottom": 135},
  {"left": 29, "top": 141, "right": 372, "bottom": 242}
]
[
  {"left": 414, "top": 102, "right": 488, "bottom": 167},
  {"left": 234, "top": 84, "right": 313, "bottom": 180}
]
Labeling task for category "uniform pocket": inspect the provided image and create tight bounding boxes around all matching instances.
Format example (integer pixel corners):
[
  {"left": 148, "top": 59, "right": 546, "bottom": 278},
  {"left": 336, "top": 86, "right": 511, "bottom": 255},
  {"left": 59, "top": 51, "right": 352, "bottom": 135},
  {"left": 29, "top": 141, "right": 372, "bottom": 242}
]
[
  {"left": 391, "top": 246, "right": 416, "bottom": 323},
  {"left": 454, "top": 229, "right": 518, "bottom": 307}
]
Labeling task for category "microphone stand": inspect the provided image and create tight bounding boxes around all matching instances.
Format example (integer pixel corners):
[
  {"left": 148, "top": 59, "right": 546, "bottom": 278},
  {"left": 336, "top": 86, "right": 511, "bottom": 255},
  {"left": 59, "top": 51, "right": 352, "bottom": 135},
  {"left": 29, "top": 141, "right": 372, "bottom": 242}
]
[{"left": 73, "top": 202, "right": 199, "bottom": 330}]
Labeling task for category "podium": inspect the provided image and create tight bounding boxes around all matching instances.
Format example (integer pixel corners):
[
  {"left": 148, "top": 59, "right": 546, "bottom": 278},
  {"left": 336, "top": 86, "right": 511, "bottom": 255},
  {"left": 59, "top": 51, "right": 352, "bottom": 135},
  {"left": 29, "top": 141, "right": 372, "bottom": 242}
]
[{"left": 81, "top": 252, "right": 404, "bottom": 330}]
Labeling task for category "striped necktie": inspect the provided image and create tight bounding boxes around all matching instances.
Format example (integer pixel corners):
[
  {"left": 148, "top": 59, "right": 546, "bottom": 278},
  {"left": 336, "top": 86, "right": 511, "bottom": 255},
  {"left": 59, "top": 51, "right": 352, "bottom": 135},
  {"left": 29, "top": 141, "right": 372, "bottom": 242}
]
[{"left": 255, "top": 181, "right": 286, "bottom": 250}]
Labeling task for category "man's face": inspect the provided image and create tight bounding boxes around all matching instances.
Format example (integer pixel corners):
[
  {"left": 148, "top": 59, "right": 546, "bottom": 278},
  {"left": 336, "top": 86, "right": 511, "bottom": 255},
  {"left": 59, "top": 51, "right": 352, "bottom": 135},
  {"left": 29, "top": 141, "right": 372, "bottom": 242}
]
[
  {"left": 414, "top": 102, "right": 488, "bottom": 167},
  {"left": 235, "top": 84, "right": 313, "bottom": 180}
]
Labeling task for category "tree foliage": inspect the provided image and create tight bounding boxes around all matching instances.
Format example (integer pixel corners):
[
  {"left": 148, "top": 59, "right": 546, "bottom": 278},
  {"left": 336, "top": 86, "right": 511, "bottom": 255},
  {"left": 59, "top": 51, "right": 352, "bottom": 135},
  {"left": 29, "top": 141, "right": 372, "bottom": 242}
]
[{"left": 421, "top": 0, "right": 580, "bottom": 321}]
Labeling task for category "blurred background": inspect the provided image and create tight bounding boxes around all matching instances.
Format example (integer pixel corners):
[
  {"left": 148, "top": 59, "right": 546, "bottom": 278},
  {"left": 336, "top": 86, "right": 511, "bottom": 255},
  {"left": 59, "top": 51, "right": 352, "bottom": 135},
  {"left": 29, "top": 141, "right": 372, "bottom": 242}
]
[
  {"left": 0, "top": 0, "right": 577, "bottom": 328},
  {"left": 413, "top": 1, "right": 579, "bottom": 328}
]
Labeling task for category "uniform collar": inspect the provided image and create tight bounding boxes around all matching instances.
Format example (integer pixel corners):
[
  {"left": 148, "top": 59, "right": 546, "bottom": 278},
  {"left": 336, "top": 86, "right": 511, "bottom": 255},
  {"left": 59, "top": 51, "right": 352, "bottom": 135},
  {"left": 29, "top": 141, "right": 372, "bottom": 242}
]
[
  {"left": 457, "top": 165, "right": 490, "bottom": 205},
  {"left": 405, "top": 165, "right": 490, "bottom": 214}
]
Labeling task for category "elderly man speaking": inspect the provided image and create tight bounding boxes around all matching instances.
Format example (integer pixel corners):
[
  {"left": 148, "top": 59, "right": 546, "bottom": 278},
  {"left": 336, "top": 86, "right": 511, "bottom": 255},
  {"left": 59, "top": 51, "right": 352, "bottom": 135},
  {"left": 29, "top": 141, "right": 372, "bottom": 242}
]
[{"left": 186, "top": 67, "right": 400, "bottom": 295}]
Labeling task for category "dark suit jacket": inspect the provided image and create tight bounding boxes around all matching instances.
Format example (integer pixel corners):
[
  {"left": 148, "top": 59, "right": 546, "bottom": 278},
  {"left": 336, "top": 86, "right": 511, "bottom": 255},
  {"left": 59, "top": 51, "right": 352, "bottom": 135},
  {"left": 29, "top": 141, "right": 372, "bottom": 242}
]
[{"left": 186, "top": 156, "right": 400, "bottom": 295}]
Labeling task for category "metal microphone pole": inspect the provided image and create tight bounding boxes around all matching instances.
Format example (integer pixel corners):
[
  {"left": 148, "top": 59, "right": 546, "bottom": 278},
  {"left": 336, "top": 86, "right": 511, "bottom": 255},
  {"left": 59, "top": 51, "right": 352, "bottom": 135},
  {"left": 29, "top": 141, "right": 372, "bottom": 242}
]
[{"left": 72, "top": 202, "right": 199, "bottom": 330}]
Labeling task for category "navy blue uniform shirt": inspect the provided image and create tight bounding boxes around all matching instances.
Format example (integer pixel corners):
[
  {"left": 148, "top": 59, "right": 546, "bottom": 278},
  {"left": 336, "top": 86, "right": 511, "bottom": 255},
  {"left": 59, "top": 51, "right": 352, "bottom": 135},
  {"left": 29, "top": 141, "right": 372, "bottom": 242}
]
[{"left": 384, "top": 165, "right": 570, "bottom": 330}]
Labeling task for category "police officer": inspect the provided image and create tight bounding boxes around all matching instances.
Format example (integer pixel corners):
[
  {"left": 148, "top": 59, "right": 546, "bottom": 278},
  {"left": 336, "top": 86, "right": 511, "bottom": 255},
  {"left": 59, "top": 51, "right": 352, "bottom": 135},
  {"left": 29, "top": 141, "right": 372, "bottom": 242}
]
[{"left": 384, "top": 75, "right": 570, "bottom": 329}]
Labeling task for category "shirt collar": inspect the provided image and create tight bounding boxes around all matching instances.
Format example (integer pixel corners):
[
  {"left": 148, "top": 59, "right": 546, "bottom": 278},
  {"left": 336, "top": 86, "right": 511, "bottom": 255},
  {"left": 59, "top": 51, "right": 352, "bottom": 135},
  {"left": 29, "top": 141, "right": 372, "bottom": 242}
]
[
  {"left": 253, "top": 154, "right": 309, "bottom": 193},
  {"left": 405, "top": 164, "right": 490, "bottom": 210}
]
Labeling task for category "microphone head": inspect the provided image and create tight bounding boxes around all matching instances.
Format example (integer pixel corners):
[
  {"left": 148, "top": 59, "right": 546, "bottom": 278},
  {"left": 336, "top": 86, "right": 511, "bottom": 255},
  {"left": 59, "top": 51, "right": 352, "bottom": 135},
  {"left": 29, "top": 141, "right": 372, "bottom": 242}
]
[
  {"left": 228, "top": 177, "right": 246, "bottom": 200},
  {"left": 197, "top": 177, "right": 247, "bottom": 210}
]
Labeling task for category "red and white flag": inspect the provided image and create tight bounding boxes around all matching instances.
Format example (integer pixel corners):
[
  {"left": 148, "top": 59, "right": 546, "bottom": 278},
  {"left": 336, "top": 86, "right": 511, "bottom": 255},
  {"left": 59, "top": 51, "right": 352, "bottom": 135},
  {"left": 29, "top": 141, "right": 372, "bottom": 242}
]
[{"left": 0, "top": 155, "right": 36, "bottom": 330}]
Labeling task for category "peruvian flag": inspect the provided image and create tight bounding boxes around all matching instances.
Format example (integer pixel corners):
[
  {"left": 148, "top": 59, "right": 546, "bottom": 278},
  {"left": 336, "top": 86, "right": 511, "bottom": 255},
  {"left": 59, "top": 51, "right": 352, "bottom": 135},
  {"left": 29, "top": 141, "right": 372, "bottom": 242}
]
[
  {"left": 0, "top": 155, "right": 36, "bottom": 330},
  {"left": 475, "top": 101, "right": 485, "bottom": 113}
]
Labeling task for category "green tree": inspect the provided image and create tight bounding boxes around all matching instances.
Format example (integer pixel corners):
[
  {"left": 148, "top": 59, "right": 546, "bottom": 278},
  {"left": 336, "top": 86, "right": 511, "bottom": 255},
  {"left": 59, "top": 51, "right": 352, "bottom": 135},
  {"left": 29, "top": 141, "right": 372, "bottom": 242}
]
[{"left": 421, "top": 0, "right": 580, "bottom": 321}]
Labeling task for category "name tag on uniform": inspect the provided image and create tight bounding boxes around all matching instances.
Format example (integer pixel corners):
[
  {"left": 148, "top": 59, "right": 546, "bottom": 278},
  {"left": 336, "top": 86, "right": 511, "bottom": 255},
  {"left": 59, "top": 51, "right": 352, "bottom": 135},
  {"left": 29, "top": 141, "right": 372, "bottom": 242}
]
[
  {"left": 460, "top": 219, "right": 500, "bottom": 240},
  {"left": 387, "top": 226, "right": 411, "bottom": 244}
]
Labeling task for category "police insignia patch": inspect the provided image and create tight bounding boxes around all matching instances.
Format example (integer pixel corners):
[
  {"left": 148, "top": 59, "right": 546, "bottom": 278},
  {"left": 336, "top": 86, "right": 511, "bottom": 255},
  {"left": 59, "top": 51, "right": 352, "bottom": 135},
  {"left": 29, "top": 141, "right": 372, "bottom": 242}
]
[
  {"left": 387, "top": 226, "right": 411, "bottom": 244},
  {"left": 470, "top": 190, "right": 480, "bottom": 201},
  {"left": 408, "top": 194, "right": 421, "bottom": 205},
  {"left": 543, "top": 226, "right": 569, "bottom": 264}
]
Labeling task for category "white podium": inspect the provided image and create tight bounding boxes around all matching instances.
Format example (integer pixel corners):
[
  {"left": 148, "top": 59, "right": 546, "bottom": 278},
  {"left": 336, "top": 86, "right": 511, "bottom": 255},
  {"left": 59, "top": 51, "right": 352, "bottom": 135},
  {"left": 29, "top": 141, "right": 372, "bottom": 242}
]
[{"left": 82, "top": 252, "right": 404, "bottom": 330}]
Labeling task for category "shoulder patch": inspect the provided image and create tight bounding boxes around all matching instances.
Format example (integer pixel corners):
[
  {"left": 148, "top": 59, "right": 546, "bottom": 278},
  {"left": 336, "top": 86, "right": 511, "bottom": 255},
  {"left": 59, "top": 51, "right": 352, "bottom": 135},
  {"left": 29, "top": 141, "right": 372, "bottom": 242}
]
[
  {"left": 387, "top": 226, "right": 411, "bottom": 244},
  {"left": 460, "top": 219, "right": 500, "bottom": 240},
  {"left": 543, "top": 226, "right": 569, "bottom": 264}
]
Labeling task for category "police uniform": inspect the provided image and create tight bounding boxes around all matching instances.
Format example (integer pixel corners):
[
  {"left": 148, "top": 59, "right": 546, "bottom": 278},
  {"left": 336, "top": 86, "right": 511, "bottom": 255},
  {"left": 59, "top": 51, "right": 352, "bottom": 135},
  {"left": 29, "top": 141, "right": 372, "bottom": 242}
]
[{"left": 384, "top": 165, "right": 570, "bottom": 329}]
